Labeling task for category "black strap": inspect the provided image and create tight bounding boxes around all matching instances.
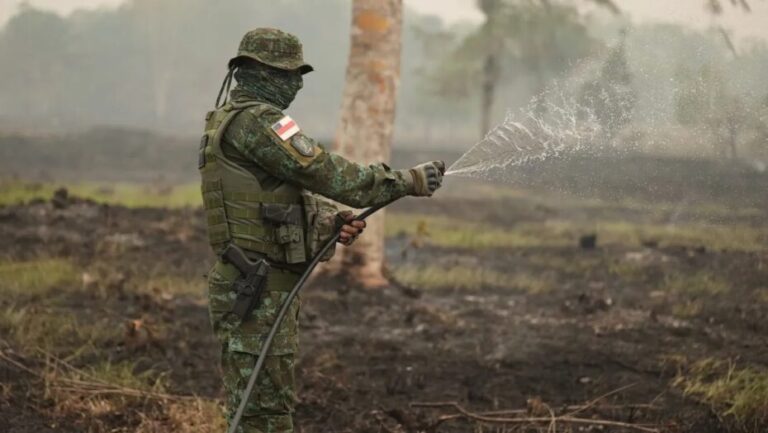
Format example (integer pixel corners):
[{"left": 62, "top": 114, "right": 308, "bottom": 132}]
[{"left": 215, "top": 66, "right": 236, "bottom": 108}]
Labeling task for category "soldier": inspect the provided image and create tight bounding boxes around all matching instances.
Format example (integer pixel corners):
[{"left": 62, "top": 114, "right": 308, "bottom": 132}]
[{"left": 199, "top": 28, "right": 444, "bottom": 433}]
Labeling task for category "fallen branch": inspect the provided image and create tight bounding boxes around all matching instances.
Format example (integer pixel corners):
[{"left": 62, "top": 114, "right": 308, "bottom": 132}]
[
  {"left": 48, "top": 385, "right": 200, "bottom": 401},
  {"left": 412, "top": 398, "right": 659, "bottom": 417},
  {"left": 564, "top": 382, "right": 637, "bottom": 417},
  {"left": 411, "top": 400, "right": 660, "bottom": 433},
  {"left": 0, "top": 349, "right": 206, "bottom": 403}
]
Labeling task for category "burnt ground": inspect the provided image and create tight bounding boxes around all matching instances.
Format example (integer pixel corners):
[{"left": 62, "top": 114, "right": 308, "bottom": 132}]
[{"left": 1, "top": 156, "right": 767, "bottom": 433}]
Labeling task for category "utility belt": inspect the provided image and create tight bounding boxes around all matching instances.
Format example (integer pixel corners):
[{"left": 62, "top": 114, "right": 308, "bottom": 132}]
[
  {"left": 213, "top": 257, "right": 301, "bottom": 292},
  {"left": 216, "top": 245, "right": 301, "bottom": 321}
]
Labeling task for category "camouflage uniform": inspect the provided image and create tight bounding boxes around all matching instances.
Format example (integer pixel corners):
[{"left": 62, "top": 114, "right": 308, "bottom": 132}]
[{"left": 201, "top": 29, "right": 415, "bottom": 433}]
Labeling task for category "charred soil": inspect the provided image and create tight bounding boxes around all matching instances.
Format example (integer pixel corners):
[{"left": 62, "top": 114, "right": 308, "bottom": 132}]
[{"left": 1, "top": 161, "right": 767, "bottom": 432}]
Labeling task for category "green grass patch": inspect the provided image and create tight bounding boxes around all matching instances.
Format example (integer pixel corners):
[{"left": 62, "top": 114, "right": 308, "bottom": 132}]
[
  {"left": 754, "top": 288, "right": 768, "bottom": 304},
  {"left": 662, "top": 272, "right": 730, "bottom": 296},
  {"left": 392, "top": 264, "right": 552, "bottom": 293},
  {"left": 387, "top": 212, "right": 766, "bottom": 252},
  {"left": 671, "top": 300, "right": 704, "bottom": 318},
  {"left": 438, "top": 182, "right": 529, "bottom": 200},
  {"left": 0, "top": 258, "right": 79, "bottom": 297},
  {"left": 508, "top": 272, "right": 554, "bottom": 294},
  {"left": 673, "top": 358, "right": 768, "bottom": 432},
  {"left": 527, "top": 254, "right": 604, "bottom": 276},
  {"left": 0, "top": 181, "right": 201, "bottom": 208},
  {"left": 596, "top": 221, "right": 766, "bottom": 252},
  {"left": 607, "top": 259, "right": 652, "bottom": 282},
  {"left": 582, "top": 197, "right": 766, "bottom": 221},
  {"left": 85, "top": 360, "right": 164, "bottom": 392},
  {"left": 0, "top": 306, "right": 117, "bottom": 355},
  {"left": 392, "top": 265, "right": 508, "bottom": 290},
  {"left": 387, "top": 213, "right": 573, "bottom": 249},
  {"left": 139, "top": 274, "right": 207, "bottom": 298}
]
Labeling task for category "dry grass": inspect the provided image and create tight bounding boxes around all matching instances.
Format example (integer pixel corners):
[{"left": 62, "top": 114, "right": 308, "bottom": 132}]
[
  {"left": 392, "top": 264, "right": 553, "bottom": 293},
  {"left": 392, "top": 265, "right": 509, "bottom": 290},
  {"left": 662, "top": 272, "right": 731, "bottom": 296},
  {"left": 29, "top": 343, "right": 226, "bottom": 433},
  {"left": 0, "top": 180, "right": 201, "bottom": 208},
  {"left": 755, "top": 288, "right": 768, "bottom": 304},
  {"left": 387, "top": 212, "right": 766, "bottom": 252},
  {"left": 1, "top": 347, "right": 226, "bottom": 433},
  {"left": 671, "top": 358, "right": 768, "bottom": 432},
  {"left": 84, "top": 359, "right": 162, "bottom": 390},
  {"left": 608, "top": 260, "right": 651, "bottom": 282},
  {"left": 0, "top": 258, "right": 119, "bottom": 355},
  {"left": 0, "top": 253, "right": 225, "bottom": 432},
  {"left": 135, "top": 399, "right": 226, "bottom": 433},
  {"left": 671, "top": 300, "right": 704, "bottom": 318},
  {"left": 0, "top": 307, "right": 117, "bottom": 355},
  {"left": 584, "top": 197, "right": 766, "bottom": 221},
  {"left": 387, "top": 213, "right": 573, "bottom": 249},
  {"left": 528, "top": 254, "right": 604, "bottom": 276},
  {"left": 0, "top": 258, "right": 79, "bottom": 297},
  {"left": 137, "top": 274, "right": 207, "bottom": 298},
  {"left": 595, "top": 221, "right": 766, "bottom": 252}
]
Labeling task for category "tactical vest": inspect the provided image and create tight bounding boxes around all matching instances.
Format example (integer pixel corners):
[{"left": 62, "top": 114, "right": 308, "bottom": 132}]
[{"left": 199, "top": 101, "right": 309, "bottom": 264}]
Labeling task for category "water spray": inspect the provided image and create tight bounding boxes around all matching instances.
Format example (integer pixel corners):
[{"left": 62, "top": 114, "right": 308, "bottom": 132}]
[{"left": 446, "top": 92, "right": 602, "bottom": 180}]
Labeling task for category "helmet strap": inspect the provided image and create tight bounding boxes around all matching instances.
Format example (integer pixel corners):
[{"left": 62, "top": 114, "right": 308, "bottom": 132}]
[{"left": 215, "top": 66, "right": 236, "bottom": 108}]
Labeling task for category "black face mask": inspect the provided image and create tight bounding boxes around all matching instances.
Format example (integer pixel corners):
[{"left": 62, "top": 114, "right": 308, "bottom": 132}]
[{"left": 227, "top": 62, "right": 303, "bottom": 110}]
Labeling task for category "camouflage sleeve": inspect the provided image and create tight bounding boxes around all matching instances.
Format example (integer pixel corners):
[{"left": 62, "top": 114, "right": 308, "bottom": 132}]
[{"left": 224, "top": 107, "right": 413, "bottom": 209}]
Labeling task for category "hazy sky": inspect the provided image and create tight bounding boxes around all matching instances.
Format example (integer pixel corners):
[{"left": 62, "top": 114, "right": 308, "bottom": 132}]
[{"left": 1, "top": 0, "right": 766, "bottom": 43}]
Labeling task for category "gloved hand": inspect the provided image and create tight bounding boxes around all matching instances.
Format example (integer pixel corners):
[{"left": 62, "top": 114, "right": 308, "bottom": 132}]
[
  {"left": 404, "top": 160, "right": 445, "bottom": 197},
  {"left": 336, "top": 210, "right": 366, "bottom": 246}
]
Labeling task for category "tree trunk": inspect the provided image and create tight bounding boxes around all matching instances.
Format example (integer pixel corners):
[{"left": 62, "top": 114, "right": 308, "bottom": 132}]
[
  {"left": 480, "top": 52, "right": 499, "bottom": 139},
  {"left": 728, "top": 120, "right": 738, "bottom": 160},
  {"left": 332, "top": 0, "right": 403, "bottom": 288}
]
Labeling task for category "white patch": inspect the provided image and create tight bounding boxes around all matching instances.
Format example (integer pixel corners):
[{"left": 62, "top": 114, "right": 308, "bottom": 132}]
[{"left": 271, "top": 115, "right": 301, "bottom": 141}]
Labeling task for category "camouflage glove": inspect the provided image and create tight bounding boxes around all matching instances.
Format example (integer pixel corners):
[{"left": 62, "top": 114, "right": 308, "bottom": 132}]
[{"left": 402, "top": 161, "right": 445, "bottom": 197}]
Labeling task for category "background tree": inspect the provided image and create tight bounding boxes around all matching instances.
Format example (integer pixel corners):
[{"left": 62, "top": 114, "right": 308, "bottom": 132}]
[
  {"left": 705, "top": 0, "right": 752, "bottom": 14},
  {"left": 400, "top": 15, "right": 466, "bottom": 145},
  {"left": 1, "top": 0, "right": 766, "bottom": 156},
  {"left": 579, "top": 33, "right": 637, "bottom": 139},
  {"left": 424, "top": 0, "right": 597, "bottom": 138},
  {"left": 749, "top": 95, "right": 768, "bottom": 162},
  {"left": 0, "top": 0, "right": 353, "bottom": 134},
  {"left": 0, "top": 6, "right": 69, "bottom": 125},
  {"left": 330, "top": 0, "right": 403, "bottom": 288},
  {"left": 478, "top": 0, "right": 504, "bottom": 137},
  {"left": 674, "top": 63, "right": 749, "bottom": 159},
  {"left": 704, "top": 0, "right": 752, "bottom": 55}
]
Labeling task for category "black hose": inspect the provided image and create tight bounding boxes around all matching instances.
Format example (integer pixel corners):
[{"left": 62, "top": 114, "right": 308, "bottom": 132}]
[{"left": 227, "top": 199, "right": 395, "bottom": 433}]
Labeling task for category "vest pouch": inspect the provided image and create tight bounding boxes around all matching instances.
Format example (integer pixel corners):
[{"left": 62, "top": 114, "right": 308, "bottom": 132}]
[
  {"left": 301, "top": 192, "right": 339, "bottom": 262},
  {"left": 262, "top": 203, "right": 307, "bottom": 264}
]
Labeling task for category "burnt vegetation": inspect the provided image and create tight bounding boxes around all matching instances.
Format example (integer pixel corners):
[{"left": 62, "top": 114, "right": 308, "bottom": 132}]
[
  {"left": 1, "top": 0, "right": 768, "bottom": 432},
  {"left": 1, "top": 153, "right": 767, "bottom": 432}
]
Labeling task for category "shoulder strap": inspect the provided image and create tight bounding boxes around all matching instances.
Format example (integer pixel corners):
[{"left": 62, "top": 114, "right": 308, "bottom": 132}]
[
  {"left": 208, "top": 102, "right": 273, "bottom": 162},
  {"left": 208, "top": 101, "right": 296, "bottom": 193}
]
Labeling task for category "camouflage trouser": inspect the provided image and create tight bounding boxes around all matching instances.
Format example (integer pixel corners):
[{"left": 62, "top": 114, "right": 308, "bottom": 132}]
[{"left": 208, "top": 260, "right": 302, "bottom": 433}]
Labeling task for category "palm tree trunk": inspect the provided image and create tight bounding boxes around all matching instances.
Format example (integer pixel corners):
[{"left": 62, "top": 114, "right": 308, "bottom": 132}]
[
  {"left": 332, "top": 0, "right": 403, "bottom": 288},
  {"left": 480, "top": 52, "right": 499, "bottom": 139}
]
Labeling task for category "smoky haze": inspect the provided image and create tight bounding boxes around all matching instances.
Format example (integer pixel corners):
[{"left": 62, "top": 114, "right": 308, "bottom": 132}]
[
  {"left": 1, "top": 6, "right": 768, "bottom": 431},
  {"left": 0, "top": 0, "right": 766, "bottom": 158},
  {"left": 0, "top": 1, "right": 352, "bottom": 137}
]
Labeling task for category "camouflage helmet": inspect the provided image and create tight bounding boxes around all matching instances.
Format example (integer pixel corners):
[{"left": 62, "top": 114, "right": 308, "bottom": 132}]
[{"left": 229, "top": 28, "right": 313, "bottom": 74}]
